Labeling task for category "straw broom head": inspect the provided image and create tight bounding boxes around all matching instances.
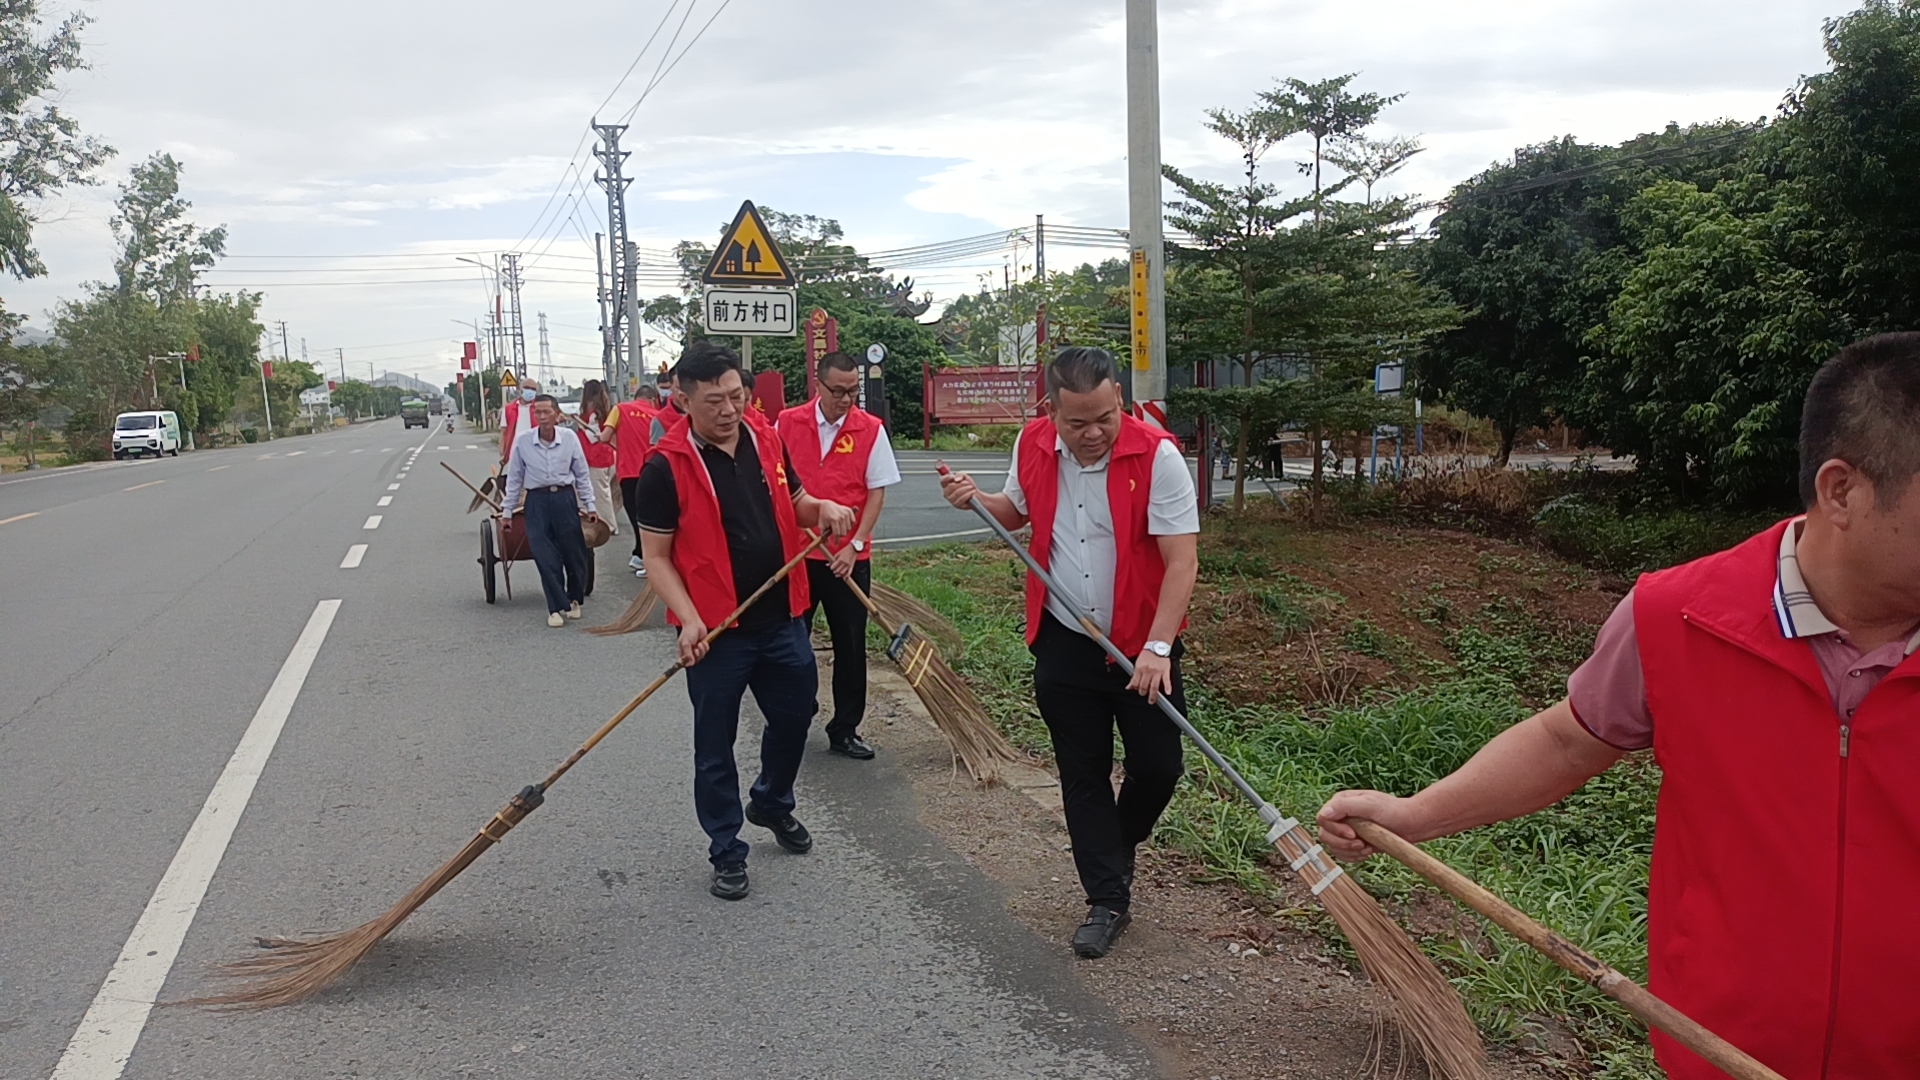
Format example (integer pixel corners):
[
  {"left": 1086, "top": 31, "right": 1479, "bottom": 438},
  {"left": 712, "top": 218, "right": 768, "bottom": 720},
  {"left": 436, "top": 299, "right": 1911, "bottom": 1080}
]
[
  {"left": 587, "top": 582, "right": 660, "bottom": 636},
  {"left": 885, "top": 627, "right": 1019, "bottom": 783},
  {"left": 869, "top": 581, "right": 964, "bottom": 655}
]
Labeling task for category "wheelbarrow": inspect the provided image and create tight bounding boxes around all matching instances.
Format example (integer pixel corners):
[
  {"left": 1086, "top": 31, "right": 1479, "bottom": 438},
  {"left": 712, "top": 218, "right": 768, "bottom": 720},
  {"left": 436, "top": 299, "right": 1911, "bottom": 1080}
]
[{"left": 447, "top": 462, "right": 606, "bottom": 605}]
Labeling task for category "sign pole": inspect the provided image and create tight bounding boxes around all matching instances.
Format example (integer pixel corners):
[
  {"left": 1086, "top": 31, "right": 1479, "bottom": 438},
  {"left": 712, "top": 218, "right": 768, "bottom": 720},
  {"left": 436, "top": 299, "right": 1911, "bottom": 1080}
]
[
  {"left": 741, "top": 336, "right": 753, "bottom": 373},
  {"left": 1126, "top": 0, "right": 1167, "bottom": 425}
]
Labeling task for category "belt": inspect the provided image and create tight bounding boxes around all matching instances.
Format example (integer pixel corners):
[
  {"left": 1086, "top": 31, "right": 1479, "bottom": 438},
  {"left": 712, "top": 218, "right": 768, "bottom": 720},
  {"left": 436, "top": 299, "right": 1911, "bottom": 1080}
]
[{"left": 531, "top": 484, "right": 572, "bottom": 493}]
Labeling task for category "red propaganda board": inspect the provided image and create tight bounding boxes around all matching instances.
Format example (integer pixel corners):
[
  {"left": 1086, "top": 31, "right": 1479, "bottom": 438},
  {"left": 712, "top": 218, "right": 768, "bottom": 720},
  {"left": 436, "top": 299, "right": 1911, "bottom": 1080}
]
[
  {"left": 750, "top": 370, "right": 786, "bottom": 419},
  {"left": 928, "top": 366, "right": 1041, "bottom": 425},
  {"left": 803, "top": 308, "right": 837, "bottom": 401}
]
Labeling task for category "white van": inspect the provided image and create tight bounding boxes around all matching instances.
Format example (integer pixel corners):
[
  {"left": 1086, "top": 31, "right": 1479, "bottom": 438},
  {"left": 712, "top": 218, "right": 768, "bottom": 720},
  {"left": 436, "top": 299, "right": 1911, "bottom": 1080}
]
[{"left": 113, "top": 411, "right": 182, "bottom": 459}]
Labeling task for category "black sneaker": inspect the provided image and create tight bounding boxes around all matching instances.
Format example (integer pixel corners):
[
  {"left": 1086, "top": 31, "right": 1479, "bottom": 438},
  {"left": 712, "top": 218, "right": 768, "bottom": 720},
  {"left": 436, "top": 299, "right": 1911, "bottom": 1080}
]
[
  {"left": 710, "top": 861, "right": 749, "bottom": 901},
  {"left": 828, "top": 733, "right": 876, "bottom": 760},
  {"left": 743, "top": 804, "right": 814, "bottom": 854},
  {"left": 1072, "top": 905, "right": 1132, "bottom": 959}
]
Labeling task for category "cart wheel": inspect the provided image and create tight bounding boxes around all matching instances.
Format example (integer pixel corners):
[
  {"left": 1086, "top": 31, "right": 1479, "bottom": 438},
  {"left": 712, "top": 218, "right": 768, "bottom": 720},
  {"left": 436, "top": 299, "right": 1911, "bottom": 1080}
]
[{"left": 480, "top": 522, "right": 497, "bottom": 604}]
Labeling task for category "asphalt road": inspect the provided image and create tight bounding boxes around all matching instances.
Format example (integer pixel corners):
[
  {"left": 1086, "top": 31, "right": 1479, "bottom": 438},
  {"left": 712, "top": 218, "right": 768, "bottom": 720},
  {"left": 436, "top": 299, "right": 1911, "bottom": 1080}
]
[{"left": 0, "top": 420, "right": 1153, "bottom": 1080}]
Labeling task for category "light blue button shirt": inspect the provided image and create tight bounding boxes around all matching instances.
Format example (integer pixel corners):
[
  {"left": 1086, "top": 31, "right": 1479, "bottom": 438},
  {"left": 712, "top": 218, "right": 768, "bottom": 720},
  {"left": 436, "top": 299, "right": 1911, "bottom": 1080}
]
[{"left": 503, "top": 426, "right": 594, "bottom": 512}]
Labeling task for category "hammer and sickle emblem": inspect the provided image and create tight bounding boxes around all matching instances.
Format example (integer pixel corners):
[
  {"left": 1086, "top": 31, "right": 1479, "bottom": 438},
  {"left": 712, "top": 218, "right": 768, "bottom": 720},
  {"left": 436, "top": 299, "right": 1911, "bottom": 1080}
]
[
  {"left": 774, "top": 462, "right": 788, "bottom": 488},
  {"left": 834, "top": 432, "right": 857, "bottom": 455}
]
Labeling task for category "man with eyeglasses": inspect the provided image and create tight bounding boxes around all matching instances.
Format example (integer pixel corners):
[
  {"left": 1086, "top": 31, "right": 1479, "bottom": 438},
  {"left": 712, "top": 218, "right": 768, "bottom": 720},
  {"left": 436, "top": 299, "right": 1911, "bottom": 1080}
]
[{"left": 774, "top": 350, "right": 902, "bottom": 760}]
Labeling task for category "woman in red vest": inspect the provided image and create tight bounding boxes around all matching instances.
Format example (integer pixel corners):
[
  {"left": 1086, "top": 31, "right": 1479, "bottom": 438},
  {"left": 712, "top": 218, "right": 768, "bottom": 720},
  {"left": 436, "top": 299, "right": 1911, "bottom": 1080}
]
[
  {"left": 634, "top": 343, "right": 855, "bottom": 902},
  {"left": 575, "top": 380, "right": 618, "bottom": 537},
  {"left": 602, "top": 382, "right": 660, "bottom": 576},
  {"left": 774, "top": 351, "right": 902, "bottom": 759},
  {"left": 1319, "top": 333, "right": 1920, "bottom": 1079},
  {"left": 941, "top": 347, "right": 1200, "bottom": 960}
]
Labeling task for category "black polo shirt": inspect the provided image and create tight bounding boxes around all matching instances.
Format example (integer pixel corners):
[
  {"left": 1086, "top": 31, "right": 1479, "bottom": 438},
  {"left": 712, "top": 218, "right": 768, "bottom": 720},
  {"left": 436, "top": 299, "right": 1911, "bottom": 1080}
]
[{"left": 634, "top": 426, "right": 804, "bottom": 632}]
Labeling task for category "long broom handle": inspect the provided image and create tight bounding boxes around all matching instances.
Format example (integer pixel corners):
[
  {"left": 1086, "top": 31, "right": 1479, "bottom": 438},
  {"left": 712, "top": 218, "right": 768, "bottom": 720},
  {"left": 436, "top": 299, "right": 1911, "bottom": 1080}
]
[
  {"left": 1350, "top": 821, "right": 1785, "bottom": 1080},
  {"left": 442, "top": 460, "right": 504, "bottom": 512},
  {"left": 936, "top": 463, "right": 1278, "bottom": 820},
  {"left": 536, "top": 530, "right": 830, "bottom": 791}
]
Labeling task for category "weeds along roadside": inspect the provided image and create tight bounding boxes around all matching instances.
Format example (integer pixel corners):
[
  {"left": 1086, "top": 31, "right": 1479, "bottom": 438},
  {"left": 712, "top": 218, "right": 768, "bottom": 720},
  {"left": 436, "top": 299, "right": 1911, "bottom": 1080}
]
[{"left": 873, "top": 491, "right": 1710, "bottom": 1078}]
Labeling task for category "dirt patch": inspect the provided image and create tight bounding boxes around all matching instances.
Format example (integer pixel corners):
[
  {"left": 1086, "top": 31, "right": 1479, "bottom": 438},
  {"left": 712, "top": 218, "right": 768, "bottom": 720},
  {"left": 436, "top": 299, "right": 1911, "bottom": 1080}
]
[{"left": 856, "top": 666, "right": 1558, "bottom": 1080}]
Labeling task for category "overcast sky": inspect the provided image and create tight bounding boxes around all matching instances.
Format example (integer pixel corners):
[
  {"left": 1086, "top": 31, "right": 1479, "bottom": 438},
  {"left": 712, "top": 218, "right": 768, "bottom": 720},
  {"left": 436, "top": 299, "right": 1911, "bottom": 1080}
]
[{"left": 6, "top": 0, "right": 1856, "bottom": 388}]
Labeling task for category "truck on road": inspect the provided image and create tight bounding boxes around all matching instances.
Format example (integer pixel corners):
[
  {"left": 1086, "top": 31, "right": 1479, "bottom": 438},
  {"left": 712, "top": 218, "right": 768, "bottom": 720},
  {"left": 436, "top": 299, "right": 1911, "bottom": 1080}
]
[{"left": 400, "top": 398, "right": 430, "bottom": 428}]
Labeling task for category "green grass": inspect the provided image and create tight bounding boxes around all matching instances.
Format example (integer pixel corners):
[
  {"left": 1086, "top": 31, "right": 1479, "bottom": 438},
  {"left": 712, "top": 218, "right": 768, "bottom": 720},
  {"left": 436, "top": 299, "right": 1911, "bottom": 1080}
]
[{"left": 875, "top": 536, "right": 1665, "bottom": 1077}]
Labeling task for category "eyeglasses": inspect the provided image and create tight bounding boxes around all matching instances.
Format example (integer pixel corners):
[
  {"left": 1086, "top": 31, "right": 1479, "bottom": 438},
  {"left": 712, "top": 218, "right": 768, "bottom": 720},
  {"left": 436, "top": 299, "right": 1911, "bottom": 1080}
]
[{"left": 820, "top": 385, "right": 860, "bottom": 400}]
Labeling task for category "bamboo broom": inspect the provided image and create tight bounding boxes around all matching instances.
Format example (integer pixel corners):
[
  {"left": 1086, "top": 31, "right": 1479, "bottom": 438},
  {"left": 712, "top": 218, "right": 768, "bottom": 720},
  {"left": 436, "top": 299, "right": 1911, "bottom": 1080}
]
[
  {"left": 939, "top": 462, "right": 1487, "bottom": 1079},
  {"left": 1348, "top": 820, "right": 1786, "bottom": 1080},
  {"left": 842, "top": 574, "right": 1018, "bottom": 783},
  {"left": 868, "top": 580, "right": 965, "bottom": 656},
  {"left": 194, "top": 533, "right": 830, "bottom": 1009}
]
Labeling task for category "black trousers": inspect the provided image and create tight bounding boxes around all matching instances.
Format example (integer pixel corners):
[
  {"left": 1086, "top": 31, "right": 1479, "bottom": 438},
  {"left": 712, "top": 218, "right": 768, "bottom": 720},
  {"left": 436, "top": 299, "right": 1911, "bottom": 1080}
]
[
  {"left": 806, "top": 559, "right": 871, "bottom": 739},
  {"left": 1031, "top": 612, "right": 1184, "bottom": 912},
  {"left": 523, "top": 487, "right": 590, "bottom": 614},
  {"left": 619, "top": 476, "right": 643, "bottom": 559}
]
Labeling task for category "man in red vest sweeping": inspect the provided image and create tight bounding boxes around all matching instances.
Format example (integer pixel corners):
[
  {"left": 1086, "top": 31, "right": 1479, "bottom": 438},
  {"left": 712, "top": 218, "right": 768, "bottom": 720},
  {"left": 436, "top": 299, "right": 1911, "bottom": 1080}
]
[
  {"left": 1319, "top": 333, "right": 1920, "bottom": 1079},
  {"left": 775, "top": 350, "right": 902, "bottom": 759},
  {"left": 635, "top": 342, "right": 855, "bottom": 901},
  {"left": 941, "top": 347, "right": 1199, "bottom": 958}
]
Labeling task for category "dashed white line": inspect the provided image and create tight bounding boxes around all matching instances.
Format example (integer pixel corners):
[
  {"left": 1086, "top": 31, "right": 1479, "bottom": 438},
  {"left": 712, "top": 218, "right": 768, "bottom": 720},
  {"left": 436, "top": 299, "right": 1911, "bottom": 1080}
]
[
  {"left": 465, "top": 444, "right": 479, "bottom": 450},
  {"left": 436, "top": 445, "right": 450, "bottom": 450},
  {"left": 340, "top": 544, "right": 367, "bottom": 569},
  {"left": 387, "top": 483, "right": 400, "bottom": 491},
  {"left": 123, "top": 480, "right": 166, "bottom": 492},
  {"left": 285, "top": 451, "right": 305, "bottom": 457},
  {"left": 205, "top": 466, "right": 229, "bottom": 472},
  {"left": 351, "top": 449, "right": 364, "bottom": 454},
  {"left": 363, "top": 515, "right": 382, "bottom": 529},
  {"left": 377, "top": 495, "right": 392, "bottom": 506},
  {"left": 381, "top": 447, "right": 394, "bottom": 452},
  {"left": 48, "top": 600, "right": 342, "bottom": 1080},
  {"left": 0, "top": 511, "right": 39, "bottom": 526}
]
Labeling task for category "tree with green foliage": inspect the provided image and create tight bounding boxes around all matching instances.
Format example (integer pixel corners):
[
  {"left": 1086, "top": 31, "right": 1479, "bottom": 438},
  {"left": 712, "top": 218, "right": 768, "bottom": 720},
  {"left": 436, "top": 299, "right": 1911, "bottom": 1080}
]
[
  {"left": 1258, "top": 74, "right": 1401, "bottom": 207},
  {"left": 0, "top": 2, "right": 114, "bottom": 284}
]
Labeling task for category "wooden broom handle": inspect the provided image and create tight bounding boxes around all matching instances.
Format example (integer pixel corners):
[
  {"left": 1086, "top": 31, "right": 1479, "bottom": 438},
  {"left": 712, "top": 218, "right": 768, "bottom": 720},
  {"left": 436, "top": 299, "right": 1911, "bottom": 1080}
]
[
  {"left": 441, "top": 460, "right": 503, "bottom": 512},
  {"left": 1347, "top": 820, "right": 1785, "bottom": 1080}
]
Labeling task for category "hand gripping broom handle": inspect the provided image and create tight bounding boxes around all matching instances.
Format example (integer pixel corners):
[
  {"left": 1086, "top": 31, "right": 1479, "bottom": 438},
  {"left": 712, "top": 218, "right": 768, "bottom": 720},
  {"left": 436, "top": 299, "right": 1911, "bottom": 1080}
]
[
  {"left": 1348, "top": 821, "right": 1785, "bottom": 1080},
  {"left": 533, "top": 530, "right": 831, "bottom": 793},
  {"left": 937, "top": 464, "right": 1306, "bottom": 843}
]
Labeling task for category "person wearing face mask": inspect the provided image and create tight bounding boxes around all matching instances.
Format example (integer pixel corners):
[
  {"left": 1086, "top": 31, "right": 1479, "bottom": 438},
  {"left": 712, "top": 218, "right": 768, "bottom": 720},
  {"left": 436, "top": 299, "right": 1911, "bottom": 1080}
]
[{"left": 939, "top": 347, "right": 1199, "bottom": 960}]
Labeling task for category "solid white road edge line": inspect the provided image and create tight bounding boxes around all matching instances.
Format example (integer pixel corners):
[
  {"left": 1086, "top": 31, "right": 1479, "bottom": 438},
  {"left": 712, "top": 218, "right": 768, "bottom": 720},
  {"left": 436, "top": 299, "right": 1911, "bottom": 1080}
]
[
  {"left": 363, "top": 515, "right": 382, "bottom": 529},
  {"left": 870, "top": 527, "right": 990, "bottom": 546},
  {"left": 340, "top": 544, "right": 367, "bottom": 569},
  {"left": 48, "top": 599, "right": 342, "bottom": 1080}
]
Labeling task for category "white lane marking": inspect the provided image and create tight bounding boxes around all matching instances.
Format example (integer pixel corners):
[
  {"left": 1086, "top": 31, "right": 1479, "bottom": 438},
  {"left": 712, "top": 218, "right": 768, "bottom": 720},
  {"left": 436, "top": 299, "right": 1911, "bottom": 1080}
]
[
  {"left": 870, "top": 527, "right": 991, "bottom": 546},
  {"left": 465, "top": 444, "right": 478, "bottom": 450},
  {"left": 123, "top": 480, "right": 166, "bottom": 492},
  {"left": 350, "top": 449, "right": 364, "bottom": 454},
  {"left": 340, "top": 544, "right": 367, "bottom": 569},
  {"left": 1, "top": 511, "right": 39, "bottom": 526},
  {"left": 48, "top": 600, "right": 342, "bottom": 1080},
  {"left": 285, "top": 451, "right": 305, "bottom": 457},
  {"left": 376, "top": 495, "right": 392, "bottom": 507},
  {"left": 255, "top": 454, "right": 275, "bottom": 460},
  {"left": 381, "top": 448, "right": 393, "bottom": 452},
  {"left": 322, "top": 450, "right": 335, "bottom": 456},
  {"left": 386, "top": 483, "right": 400, "bottom": 491},
  {"left": 205, "top": 466, "right": 229, "bottom": 472},
  {"left": 363, "top": 515, "right": 382, "bottom": 529},
  {"left": 436, "top": 445, "right": 450, "bottom": 450}
]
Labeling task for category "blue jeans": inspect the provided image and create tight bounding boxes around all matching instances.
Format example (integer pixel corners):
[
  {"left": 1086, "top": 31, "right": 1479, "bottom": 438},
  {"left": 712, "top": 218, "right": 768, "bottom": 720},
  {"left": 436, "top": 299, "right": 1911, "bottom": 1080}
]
[
  {"left": 523, "top": 487, "right": 589, "bottom": 614},
  {"left": 683, "top": 616, "right": 818, "bottom": 865}
]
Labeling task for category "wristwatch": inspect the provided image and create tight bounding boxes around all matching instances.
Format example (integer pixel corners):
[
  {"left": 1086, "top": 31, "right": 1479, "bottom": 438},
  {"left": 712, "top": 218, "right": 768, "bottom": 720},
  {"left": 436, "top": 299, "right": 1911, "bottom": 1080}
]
[
  {"left": 1143, "top": 640, "right": 1173, "bottom": 658},
  {"left": 849, "top": 539, "right": 867, "bottom": 553}
]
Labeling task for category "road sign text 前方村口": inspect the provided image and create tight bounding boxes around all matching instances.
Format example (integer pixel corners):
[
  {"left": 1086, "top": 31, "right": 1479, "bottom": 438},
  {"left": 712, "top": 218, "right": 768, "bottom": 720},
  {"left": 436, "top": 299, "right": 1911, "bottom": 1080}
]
[{"left": 703, "top": 288, "right": 797, "bottom": 336}]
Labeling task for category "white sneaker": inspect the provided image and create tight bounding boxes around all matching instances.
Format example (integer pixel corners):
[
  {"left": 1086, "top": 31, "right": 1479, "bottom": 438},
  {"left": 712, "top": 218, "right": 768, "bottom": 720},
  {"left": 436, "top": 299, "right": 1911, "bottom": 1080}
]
[
  {"left": 547, "top": 612, "right": 565, "bottom": 628},
  {"left": 634, "top": 566, "right": 647, "bottom": 579},
  {"left": 628, "top": 555, "right": 644, "bottom": 570},
  {"left": 566, "top": 601, "right": 582, "bottom": 620}
]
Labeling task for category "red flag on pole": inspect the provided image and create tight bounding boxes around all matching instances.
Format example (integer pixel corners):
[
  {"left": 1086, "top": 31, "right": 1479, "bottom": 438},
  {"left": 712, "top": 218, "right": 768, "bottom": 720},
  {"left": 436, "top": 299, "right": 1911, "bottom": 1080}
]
[{"left": 262, "top": 360, "right": 273, "bottom": 380}]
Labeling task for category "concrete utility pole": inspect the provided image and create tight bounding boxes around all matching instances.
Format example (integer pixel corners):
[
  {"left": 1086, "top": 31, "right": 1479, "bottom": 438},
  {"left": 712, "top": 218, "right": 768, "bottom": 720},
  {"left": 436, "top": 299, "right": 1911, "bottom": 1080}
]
[
  {"left": 1127, "top": 0, "right": 1168, "bottom": 423},
  {"left": 625, "top": 240, "right": 644, "bottom": 380},
  {"left": 503, "top": 252, "right": 527, "bottom": 379},
  {"left": 593, "top": 123, "right": 634, "bottom": 393},
  {"left": 595, "top": 232, "right": 613, "bottom": 389}
]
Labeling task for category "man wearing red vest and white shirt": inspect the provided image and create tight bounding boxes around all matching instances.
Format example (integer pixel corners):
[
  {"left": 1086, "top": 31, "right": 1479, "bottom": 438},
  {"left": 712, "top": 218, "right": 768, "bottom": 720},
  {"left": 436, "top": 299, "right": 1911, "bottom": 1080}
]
[
  {"left": 498, "top": 385, "right": 536, "bottom": 467},
  {"left": 636, "top": 342, "right": 855, "bottom": 902},
  {"left": 601, "top": 382, "right": 660, "bottom": 577},
  {"left": 941, "top": 347, "right": 1199, "bottom": 960},
  {"left": 774, "top": 351, "right": 902, "bottom": 759},
  {"left": 1320, "top": 333, "right": 1920, "bottom": 1079}
]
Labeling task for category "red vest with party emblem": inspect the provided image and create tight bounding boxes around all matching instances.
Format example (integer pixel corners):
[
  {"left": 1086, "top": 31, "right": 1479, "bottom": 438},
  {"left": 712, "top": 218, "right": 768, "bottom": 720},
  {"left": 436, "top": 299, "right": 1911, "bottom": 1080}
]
[{"left": 775, "top": 400, "right": 882, "bottom": 561}]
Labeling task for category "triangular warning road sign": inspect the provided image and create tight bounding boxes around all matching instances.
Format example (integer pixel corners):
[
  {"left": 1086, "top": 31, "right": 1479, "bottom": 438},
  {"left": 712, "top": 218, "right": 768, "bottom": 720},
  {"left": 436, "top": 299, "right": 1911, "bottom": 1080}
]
[{"left": 701, "top": 200, "right": 796, "bottom": 287}]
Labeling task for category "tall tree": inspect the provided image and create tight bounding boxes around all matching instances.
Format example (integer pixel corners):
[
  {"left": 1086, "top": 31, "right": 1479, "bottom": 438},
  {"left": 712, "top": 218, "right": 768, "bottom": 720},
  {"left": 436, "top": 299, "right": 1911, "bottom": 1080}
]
[
  {"left": 112, "top": 153, "right": 226, "bottom": 301},
  {"left": 0, "top": 2, "right": 113, "bottom": 283},
  {"left": 1258, "top": 75, "right": 1402, "bottom": 207}
]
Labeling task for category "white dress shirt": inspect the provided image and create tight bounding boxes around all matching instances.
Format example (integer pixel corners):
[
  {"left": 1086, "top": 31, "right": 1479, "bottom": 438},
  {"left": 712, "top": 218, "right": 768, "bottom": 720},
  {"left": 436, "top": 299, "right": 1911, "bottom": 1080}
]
[
  {"left": 503, "top": 426, "right": 595, "bottom": 513},
  {"left": 812, "top": 402, "right": 903, "bottom": 488},
  {"left": 1000, "top": 435, "right": 1198, "bottom": 637}
]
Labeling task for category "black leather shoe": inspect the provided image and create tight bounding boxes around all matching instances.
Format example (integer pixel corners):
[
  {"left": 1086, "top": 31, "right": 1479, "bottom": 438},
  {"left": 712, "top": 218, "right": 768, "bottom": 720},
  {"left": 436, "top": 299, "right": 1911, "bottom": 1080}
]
[
  {"left": 1072, "top": 905, "right": 1132, "bottom": 959},
  {"left": 710, "top": 862, "right": 749, "bottom": 901},
  {"left": 828, "top": 733, "right": 876, "bottom": 759},
  {"left": 744, "top": 804, "right": 814, "bottom": 854}
]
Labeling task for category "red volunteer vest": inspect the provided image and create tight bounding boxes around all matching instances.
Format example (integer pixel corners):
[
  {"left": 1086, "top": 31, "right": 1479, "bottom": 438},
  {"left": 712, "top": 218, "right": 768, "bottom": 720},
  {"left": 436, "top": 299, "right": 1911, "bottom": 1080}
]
[
  {"left": 774, "top": 400, "right": 882, "bottom": 561},
  {"left": 1017, "top": 414, "right": 1179, "bottom": 658},
  {"left": 611, "top": 401, "right": 656, "bottom": 480},
  {"left": 576, "top": 409, "right": 615, "bottom": 470},
  {"left": 653, "top": 408, "right": 809, "bottom": 630},
  {"left": 1635, "top": 519, "right": 1920, "bottom": 1079}
]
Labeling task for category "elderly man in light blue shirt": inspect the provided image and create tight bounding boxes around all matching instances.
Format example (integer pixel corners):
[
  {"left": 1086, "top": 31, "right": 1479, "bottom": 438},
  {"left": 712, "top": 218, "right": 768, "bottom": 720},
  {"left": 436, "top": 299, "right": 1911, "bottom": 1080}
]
[{"left": 503, "top": 394, "right": 601, "bottom": 627}]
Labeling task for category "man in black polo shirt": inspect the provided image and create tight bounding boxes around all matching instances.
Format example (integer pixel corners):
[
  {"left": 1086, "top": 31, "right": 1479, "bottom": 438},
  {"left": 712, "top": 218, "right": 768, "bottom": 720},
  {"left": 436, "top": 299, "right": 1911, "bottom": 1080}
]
[{"left": 636, "top": 342, "right": 854, "bottom": 900}]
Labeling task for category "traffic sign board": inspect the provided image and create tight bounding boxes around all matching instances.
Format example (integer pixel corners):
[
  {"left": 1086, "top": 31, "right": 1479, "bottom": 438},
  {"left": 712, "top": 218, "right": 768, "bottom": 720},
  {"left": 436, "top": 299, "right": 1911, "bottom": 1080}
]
[
  {"left": 702, "top": 287, "right": 797, "bottom": 336},
  {"left": 701, "top": 200, "right": 796, "bottom": 286}
]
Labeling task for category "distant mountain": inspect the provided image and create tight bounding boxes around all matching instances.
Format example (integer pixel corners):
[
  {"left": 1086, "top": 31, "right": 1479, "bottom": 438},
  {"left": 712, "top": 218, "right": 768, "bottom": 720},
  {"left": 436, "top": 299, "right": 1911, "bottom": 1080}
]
[{"left": 12, "top": 325, "right": 50, "bottom": 347}]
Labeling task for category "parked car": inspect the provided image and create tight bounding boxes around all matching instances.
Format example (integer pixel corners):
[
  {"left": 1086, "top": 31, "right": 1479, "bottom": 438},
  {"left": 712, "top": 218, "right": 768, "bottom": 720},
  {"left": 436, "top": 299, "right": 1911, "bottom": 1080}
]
[{"left": 112, "top": 411, "right": 181, "bottom": 459}]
